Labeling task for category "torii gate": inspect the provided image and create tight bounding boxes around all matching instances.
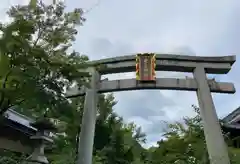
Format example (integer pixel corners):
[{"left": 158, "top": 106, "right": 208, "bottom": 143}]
[{"left": 66, "top": 54, "right": 236, "bottom": 164}]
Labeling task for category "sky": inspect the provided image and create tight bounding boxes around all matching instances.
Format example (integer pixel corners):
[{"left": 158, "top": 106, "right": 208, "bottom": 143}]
[{"left": 1, "top": 0, "right": 240, "bottom": 147}]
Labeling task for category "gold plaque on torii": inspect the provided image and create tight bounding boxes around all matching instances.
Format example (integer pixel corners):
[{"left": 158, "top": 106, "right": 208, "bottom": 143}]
[{"left": 136, "top": 53, "right": 156, "bottom": 82}]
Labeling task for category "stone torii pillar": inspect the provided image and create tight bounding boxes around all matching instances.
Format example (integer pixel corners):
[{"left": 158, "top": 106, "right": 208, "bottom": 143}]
[
  {"left": 194, "top": 66, "right": 230, "bottom": 164},
  {"left": 76, "top": 68, "right": 100, "bottom": 164}
]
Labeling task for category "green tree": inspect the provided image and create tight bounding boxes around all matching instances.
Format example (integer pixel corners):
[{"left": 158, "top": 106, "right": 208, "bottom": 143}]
[
  {"left": 0, "top": 0, "right": 88, "bottom": 117},
  {"left": 93, "top": 112, "right": 146, "bottom": 164},
  {"left": 149, "top": 105, "right": 240, "bottom": 164},
  {"left": 0, "top": 0, "right": 86, "bottom": 163}
]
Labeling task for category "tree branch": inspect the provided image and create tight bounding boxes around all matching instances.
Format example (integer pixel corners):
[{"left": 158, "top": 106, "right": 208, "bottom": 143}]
[
  {"left": 0, "top": 69, "right": 13, "bottom": 114},
  {"left": 10, "top": 99, "right": 25, "bottom": 108},
  {"left": 33, "top": 23, "right": 44, "bottom": 46}
]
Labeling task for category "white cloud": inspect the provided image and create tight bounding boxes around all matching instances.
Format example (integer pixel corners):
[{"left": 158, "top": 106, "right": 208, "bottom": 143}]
[{"left": 1, "top": 0, "right": 239, "bottom": 146}]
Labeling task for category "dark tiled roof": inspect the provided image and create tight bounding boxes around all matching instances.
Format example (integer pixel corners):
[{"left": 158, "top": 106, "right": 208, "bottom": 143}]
[
  {"left": 3, "top": 109, "right": 37, "bottom": 135},
  {"left": 222, "top": 107, "right": 240, "bottom": 124},
  {"left": 221, "top": 107, "right": 240, "bottom": 132},
  {"left": 223, "top": 123, "right": 240, "bottom": 130}
]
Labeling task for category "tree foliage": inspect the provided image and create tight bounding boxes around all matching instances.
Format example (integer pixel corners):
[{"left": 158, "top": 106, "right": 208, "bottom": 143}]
[
  {"left": 0, "top": 0, "right": 88, "bottom": 117},
  {"left": 149, "top": 105, "right": 240, "bottom": 164}
]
